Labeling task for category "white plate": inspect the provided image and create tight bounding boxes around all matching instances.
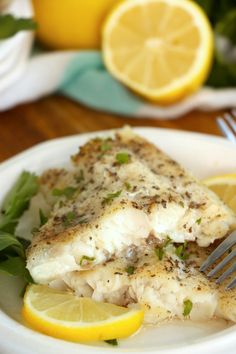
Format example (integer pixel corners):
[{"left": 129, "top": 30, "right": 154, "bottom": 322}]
[{"left": 0, "top": 127, "right": 236, "bottom": 354}]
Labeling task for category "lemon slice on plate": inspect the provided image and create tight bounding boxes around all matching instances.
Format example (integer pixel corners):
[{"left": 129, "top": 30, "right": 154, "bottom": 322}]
[
  {"left": 23, "top": 285, "right": 144, "bottom": 342},
  {"left": 103, "top": 0, "right": 213, "bottom": 103},
  {"left": 204, "top": 173, "right": 236, "bottom": 213}
]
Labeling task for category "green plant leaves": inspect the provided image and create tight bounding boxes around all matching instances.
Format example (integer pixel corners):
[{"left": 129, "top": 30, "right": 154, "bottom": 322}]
[
  {"left": 0, "top": 256, "right": 33, "bottom": 283},
  {"left": 0, "top": 171, "right": 39, "bottom": 284},
  {"left": 195, "top": 1, "right": 236, "bottom": 87},
  {"left": 0, "top": 171, "right": 39, "bottom": 234},
  {"left": 0, "top": 14, "right": 36, "bottom": 39},
  {"left": 0, "top": 231, "right": 25, "bottom": 258}
]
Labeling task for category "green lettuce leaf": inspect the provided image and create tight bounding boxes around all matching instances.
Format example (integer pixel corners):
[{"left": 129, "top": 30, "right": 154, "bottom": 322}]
[
  {"left": 0, "top": 231, "right": 25, "bottom": 258},
  {"left": 0, "top": 171, "right": 39, "bottom": 285},
  {"left": 0, "top": 256, "right": 33, "bottom": 283},
  {"left": 0, "top": 171, "right": 39, "bottom": 234}
]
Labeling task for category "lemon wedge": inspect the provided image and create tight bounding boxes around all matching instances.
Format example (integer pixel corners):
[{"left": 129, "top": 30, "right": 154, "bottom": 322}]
[
  {"left": 23, "top": 285, "right": 144, "bottom": 342},
  {"left": 204, "top": 173, "right": 236, "bottom": 214},
  {"left": 103, "top": 0, "right": 213, "bottom": 103}
]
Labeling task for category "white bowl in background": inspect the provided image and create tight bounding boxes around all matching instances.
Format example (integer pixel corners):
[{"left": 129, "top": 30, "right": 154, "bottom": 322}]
[{"left": 0, "top": 0, "right": 34, "bottom": 91}]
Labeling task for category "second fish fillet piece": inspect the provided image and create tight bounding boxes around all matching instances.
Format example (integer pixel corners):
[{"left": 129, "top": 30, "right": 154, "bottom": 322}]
[
  {"left": 63, "top": 243, "right": 236, "bottom": 324},
  {"left": 26, "top": 128, "right": 236, "bottom": 284}
]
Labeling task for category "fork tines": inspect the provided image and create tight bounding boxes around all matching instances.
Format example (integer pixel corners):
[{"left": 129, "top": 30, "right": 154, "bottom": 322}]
[
  {"left": 200, "top": 231, "right": 236, "bottom": 290},
  {"left": 217, "top": 110, "right": 236, "bottom": 143}
]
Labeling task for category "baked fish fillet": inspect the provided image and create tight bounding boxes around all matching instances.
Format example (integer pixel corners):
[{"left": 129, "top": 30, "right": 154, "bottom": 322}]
[
  {"left": 62, "top": 243, "right": 236, "bottom": 324},
  {"left": 26, "top": 128, "right": 236, "bottom": 283}
]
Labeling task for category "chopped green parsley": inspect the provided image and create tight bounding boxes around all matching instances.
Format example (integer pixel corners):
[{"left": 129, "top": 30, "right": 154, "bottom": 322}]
[
  {"left": 80, "top": 255, "right": 95, "bottom": 266},
  {"left": 52, "top": 186, "right": 77, "bottom": 199},
  {"left": 196, "top": 218, "right": 202, "bottom": 225},
  {"left": 116, "top": 152, "right": 130, "bottom": 164},
  {"left": 175, "top": 241, "right": 189, "bottom": 260},
  {"left": 155, "top": 236, "right": 172, "bottom": 261},
  {"left": 155, "top": 247, "right": 164, "bottom": 261},
  {"left": 63, "top": 211, "right": 76, "bottom": 226},
  {"left": 102, "top": 190, "right": 122, "bottom": 205},
  {"left": 183, "top": 299, "right": 193, "bottom": 317},
  {"left": 126, "top": 266, "right": 135, "bottom": 275}
]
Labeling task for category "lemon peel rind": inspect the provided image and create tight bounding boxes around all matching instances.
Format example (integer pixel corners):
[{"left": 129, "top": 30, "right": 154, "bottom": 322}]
[{"left": 103, "top": 0, "right": 214, "bottom": 103}]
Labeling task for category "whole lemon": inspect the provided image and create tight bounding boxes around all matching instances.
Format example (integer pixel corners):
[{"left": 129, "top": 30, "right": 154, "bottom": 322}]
[{"left": 32, "top": 0, "right": 122, "bottom": 50}]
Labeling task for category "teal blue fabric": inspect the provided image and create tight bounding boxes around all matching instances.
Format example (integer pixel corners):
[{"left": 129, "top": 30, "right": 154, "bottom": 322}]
[{"left": 59, "top": 51, "right": 142, "bottom": 116}]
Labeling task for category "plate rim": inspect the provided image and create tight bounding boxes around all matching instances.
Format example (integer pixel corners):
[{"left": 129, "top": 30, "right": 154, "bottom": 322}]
[{"left": 1, "top": 126, "right": 235, "bottom": 169}]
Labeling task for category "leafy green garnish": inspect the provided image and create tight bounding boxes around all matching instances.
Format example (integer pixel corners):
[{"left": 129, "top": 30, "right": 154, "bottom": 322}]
[
  {"left": 0, "top": 14, "right": 37, "bottom": 40},
  {"left": 126, "top": 266, "right": 135, "bottom": 275},
  {"left": 183, "top": 299, "right": 193, "bottom": 317},
  {"left": 17, "top": 237, "right": 31, "bottom": 250},
  {"left": 39, "top": 209, "right": 48, "bottom": 226},
  {"left": 80, "top": 255, "right": 95, "bottom": 266},
  {"left": 52, "top": 186, "right": 77, "bottom": 199},
  {"left": 0, "top": 171, "right": 39, "bottom": 234},
  {"left": 104, "top": 339, "right": 118, "bottom": 346},
  {"left": 175, "top": 242, "right": 189, "bottom": 261},
  {"left": 116, "top": 153, "right": 130, "bottom": 164},
  {"left": 0, "top": 231, "right": 25, "bottom": 258},
  {"left": 63, "top": 211, "right": 76, "bottom": 226},
  {"left": 0, "top": 171, "right": 38, "bottom": 287},
  {"left": 102, "top": 190, "right": 122, "bottom": 205},
  {"left": 0, "top": 256, "right": 33, "bottom": 283}
]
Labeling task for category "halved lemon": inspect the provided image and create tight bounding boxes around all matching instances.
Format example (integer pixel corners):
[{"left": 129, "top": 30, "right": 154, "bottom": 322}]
[
  {"left": 32, "top": 0, "right": 123, "bottom": 50},
  {"left": 204, "top": 173, "right": 236, "bottom": 214},
  {"left": 23, "top": 284, "right": 144, "bottom": 342},
  {"left": 103, "top": 0, "right": 214, "bottom": 103}
]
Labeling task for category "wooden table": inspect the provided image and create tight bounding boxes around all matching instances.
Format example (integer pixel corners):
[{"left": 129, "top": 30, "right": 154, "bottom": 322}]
[{"left": 0, "top": 94, "right": 225, "bottom": 163}]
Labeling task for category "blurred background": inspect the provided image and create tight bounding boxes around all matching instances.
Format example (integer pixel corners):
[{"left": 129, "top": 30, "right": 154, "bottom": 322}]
[{"left": 0, "top": 0, "right": 235, "bottom": 161}]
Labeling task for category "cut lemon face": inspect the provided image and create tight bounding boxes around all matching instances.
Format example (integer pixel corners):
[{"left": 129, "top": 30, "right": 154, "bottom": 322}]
[
  {"left": 204, "top": 174, "right": 236, "bottom": 214},
  {"left": 103, "top": 0, "right": 214, "bottom": 103},
  {"left": 23, "top": 285, "right": 144, "bottom": 342}
]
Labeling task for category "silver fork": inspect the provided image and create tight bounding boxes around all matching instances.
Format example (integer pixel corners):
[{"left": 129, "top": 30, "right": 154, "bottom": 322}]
[
  {"left": 200, "top": 112, "right": 236, "bottom": 289},
  {"left": 217, "top": 110, "right": 236, "bottom": 143},
  {"left": 200, "top": 231, "right": 236, "bottom": 290}
]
